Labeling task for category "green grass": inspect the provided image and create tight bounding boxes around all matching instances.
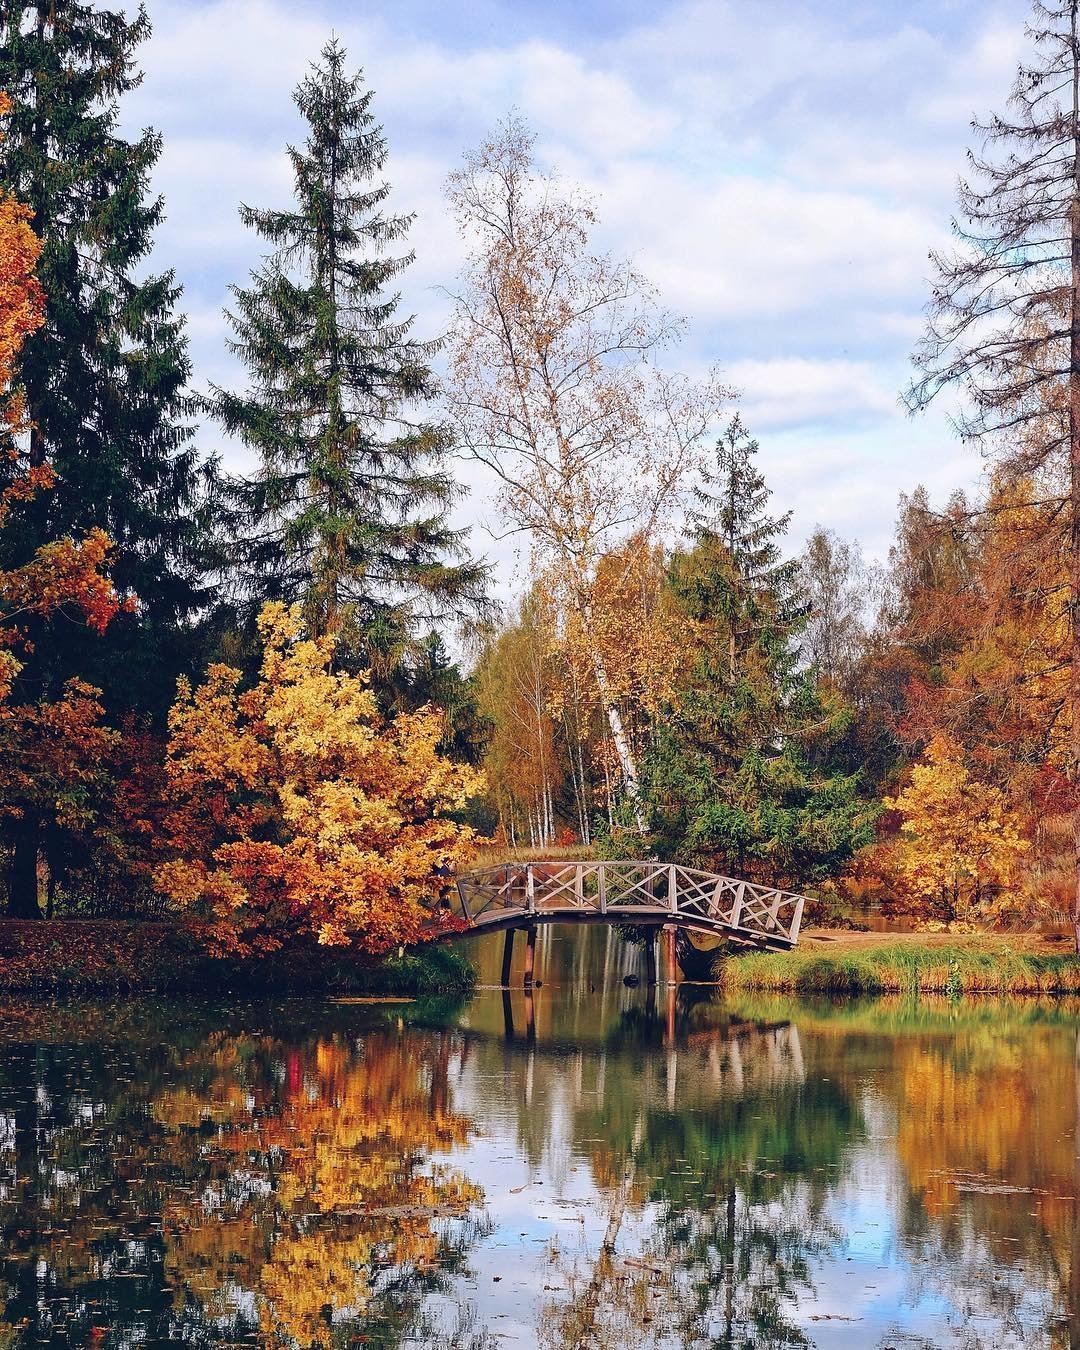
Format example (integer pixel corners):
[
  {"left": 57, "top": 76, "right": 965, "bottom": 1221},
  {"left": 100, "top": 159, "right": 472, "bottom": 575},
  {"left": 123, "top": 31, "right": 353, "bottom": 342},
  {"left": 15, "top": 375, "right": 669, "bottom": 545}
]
[
  {"left": 0, "top": 919, "right": 477, "bottom": 996},
  {"left": 328, "top": 944, "right": 477, "bottom": 996},
  {"left": 718, "top": 937, "right": 1080, "bottom": 996}
]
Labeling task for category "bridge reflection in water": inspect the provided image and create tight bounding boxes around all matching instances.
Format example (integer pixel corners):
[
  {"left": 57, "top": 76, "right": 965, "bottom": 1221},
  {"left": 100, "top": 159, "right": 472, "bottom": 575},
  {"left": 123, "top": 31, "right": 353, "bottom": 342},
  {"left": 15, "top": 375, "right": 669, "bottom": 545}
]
[{"left": 451, "top": 858, "right": 808, "bottom": 989}]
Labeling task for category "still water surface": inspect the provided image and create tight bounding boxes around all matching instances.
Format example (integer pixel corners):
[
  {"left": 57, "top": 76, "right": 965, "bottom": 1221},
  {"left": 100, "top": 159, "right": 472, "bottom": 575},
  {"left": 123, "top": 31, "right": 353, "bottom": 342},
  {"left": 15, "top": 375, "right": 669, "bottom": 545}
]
[{"left": 0, "top": 925, "right": 1078, "bottom": 1348}]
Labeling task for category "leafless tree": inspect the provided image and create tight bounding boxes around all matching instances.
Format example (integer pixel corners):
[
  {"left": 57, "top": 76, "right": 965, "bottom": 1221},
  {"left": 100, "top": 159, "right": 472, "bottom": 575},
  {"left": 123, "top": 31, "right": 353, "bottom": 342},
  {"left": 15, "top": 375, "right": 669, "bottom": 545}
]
[
  {"left": 445, "top": 116, "right": 727, "bottom": 822},
  {"left": 907, "top": 0, "right": 1080, "bottom": 950}
]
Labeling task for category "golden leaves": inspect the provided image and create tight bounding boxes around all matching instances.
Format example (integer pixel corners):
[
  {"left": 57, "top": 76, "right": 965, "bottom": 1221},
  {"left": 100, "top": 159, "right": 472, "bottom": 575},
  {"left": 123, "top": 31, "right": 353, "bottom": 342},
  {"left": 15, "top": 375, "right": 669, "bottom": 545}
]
[
  {"left": 0, "top": 90, "right": 44, "bottom": 436},
  {"left": 883, "top": 733, "right": 1029, "bottom": 921},
  {"left": 157, "top": 602, "right": 484, "bottom": 953}
]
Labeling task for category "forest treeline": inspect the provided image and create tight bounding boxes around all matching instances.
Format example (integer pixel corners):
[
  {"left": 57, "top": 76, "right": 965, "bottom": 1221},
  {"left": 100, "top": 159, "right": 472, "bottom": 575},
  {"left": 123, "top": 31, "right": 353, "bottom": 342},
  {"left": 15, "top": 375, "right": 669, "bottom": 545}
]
[{"left": 0, "top": 0, "right": 1078, "bottom": 953}]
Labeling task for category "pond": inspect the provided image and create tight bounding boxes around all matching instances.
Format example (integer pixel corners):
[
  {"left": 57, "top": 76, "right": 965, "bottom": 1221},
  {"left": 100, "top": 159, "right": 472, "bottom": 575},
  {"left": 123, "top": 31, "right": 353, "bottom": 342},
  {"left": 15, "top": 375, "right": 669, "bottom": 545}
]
[{"left": 0, "top": 926, "right": 1077, "bottom": 1348}]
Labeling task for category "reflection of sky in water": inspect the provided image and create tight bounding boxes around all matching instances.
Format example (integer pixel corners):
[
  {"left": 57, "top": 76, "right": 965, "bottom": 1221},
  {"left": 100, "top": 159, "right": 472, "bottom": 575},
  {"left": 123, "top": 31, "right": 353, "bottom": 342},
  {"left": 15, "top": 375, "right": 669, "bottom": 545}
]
[
  {"left": 424, "top": 955, "right": 1078, "bottom": 1347},
  {"left": 0, "top": 939, "right": 1075, "bottom": 1349}
]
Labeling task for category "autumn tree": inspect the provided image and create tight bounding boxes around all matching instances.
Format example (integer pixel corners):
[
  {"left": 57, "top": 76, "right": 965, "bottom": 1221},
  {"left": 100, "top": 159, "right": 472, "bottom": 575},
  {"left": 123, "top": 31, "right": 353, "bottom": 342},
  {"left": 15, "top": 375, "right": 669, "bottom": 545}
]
[
  {"left": 446, "top": 117, "right": 725, "bottom": 822},
  {"left": 0, "top": 91, "right": 40, "bottom": 439},
  {"left": 883, "top": 733, "right": 1030, "bottom": 924},
  {"left": 0, "top": 4, "right": 210, "bottom": 912},
  {"left": 905, "top": 0, "right": 1080, "bottom": 949},
  {"left": 474, "top": 590, "right": 561, "bottom": 847},
  {"left": 857, "top": 477, "right": 1071, "bottom": 920},
  {"left": 0, "top": 84, "right": 134, "bottom": 916},
  {"left": 214, "top": 39, "right": 486, "bottom": 667},
  {"left": 156, "top": 602, "right": 483, "bottom": 954}
]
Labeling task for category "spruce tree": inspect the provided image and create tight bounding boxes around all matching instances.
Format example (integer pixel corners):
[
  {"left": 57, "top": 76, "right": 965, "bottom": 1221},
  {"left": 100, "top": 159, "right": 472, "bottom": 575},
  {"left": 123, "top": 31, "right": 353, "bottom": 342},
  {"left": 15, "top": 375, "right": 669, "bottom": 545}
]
[
  {"left": 214, "top": 39, "right": 486, "bottom": 664},
  {"left": 0, "top": 3, "right": 208, "bottom": 914},
  {"left": 643, "top": 418, "right": 874, "bottom": 884},
  {"left": 687, "top": 416, "right": 801, "bottom": 684}
]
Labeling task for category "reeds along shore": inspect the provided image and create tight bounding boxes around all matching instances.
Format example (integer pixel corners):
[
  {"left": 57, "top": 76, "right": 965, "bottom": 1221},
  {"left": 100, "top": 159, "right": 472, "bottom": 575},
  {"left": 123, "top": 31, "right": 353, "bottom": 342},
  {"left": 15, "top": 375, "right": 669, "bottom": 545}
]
[{"left": 717, "top": 937, "right": 1080, "bottom": 996}]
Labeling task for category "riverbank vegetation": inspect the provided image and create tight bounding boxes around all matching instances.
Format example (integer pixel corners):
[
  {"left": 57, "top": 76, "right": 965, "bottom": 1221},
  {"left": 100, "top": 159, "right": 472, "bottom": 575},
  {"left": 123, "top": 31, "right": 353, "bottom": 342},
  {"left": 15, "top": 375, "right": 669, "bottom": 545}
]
[
  {"left": 0, "top": 919, "right": 476, "bottom": 995},
  {"left": 1, "top": 0, "right": 1080, "bottom": 984},
  {"left": 719, "top": 934, "right": 1080, "bottom": 997}
]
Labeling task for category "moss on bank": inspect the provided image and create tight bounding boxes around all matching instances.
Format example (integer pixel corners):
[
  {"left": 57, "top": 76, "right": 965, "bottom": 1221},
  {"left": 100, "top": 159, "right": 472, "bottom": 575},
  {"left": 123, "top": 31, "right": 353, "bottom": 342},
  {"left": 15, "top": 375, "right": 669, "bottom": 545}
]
[
  {"left": 0, "top": 919, "right": 475, "bottom": 996},
  {"left": 718, "top": 935, "right": 1080, "bottom": 996}
]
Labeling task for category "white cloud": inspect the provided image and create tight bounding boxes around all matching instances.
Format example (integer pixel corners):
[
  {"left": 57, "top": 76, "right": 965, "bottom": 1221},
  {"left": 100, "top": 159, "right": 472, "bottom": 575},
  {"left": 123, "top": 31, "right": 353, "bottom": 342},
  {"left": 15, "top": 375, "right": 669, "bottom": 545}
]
[
  {"left": 726, "top": 357, "right": 897, "bottom": 430},
  {"left": 120, "top": 0, "right": 1030, "bottom": 580}
]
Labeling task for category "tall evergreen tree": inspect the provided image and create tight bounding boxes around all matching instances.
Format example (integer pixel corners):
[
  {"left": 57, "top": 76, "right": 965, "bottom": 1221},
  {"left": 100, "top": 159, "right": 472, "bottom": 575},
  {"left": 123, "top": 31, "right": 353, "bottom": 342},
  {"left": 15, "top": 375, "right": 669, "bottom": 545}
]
[
  {"left": 686, "top": 416, "right": 801, "bottom": 683},
  {"left": 0, "top": 3, "right": 208, "bottom": 915},
  {"left": 214, "top": 39, "right": 486, "bottom": 665},
  {"left": 642, "top": 418, "right": 875, "bottom": 884}
]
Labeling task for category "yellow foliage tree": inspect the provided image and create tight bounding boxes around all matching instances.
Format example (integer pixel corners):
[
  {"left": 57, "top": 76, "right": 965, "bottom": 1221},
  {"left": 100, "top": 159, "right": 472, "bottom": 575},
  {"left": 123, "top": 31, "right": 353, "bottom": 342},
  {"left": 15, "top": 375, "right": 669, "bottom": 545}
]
[
  {"left": 156, "top": 602, "right": 484, "bottom": 952},
  {"left": 883, "top": 733, "right": 1028, "bottom": 924}
]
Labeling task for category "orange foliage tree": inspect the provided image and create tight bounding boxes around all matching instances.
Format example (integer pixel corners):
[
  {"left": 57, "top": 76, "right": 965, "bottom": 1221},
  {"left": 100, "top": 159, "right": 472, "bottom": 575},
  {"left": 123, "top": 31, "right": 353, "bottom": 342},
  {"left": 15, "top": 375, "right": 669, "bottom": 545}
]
[
  {"left": 862, "top": 474, "right": 1071, "bottom": 924},
  {"left": 0, "top": 91, "right": 42, "bottom": 439},
  {"left": 156, "top": 602, "right": 484, "bottom": 953},
  {"left": 0, "top": 96, "right": 131, "bottom": 915}
]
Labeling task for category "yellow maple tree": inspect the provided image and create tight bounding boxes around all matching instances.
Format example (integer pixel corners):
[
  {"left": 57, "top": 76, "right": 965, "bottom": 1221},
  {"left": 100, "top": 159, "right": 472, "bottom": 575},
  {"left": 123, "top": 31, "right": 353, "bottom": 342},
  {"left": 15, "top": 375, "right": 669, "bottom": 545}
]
[
  {"left": 883, "top": 733, "right": 1028, "bottom": 923},
  {"left": 156, "top": 601, "right": 484, "bottom": 952}
]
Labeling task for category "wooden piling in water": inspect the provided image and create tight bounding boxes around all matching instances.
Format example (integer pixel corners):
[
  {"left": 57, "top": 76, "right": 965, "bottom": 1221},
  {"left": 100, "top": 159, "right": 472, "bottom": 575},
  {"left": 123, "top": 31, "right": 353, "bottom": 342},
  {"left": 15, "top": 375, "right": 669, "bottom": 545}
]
[
  {"left": 663, "top": 925, "right": 678, "bottom": 986},
  {"left": 523, "top": 925, "right": 537, "bottom": 987}
]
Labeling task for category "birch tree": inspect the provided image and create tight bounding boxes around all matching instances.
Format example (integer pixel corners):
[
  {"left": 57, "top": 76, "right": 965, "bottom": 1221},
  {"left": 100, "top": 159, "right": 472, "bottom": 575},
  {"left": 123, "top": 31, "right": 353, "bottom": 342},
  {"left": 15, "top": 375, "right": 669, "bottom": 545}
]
[
  {"left": 906, "top": 0, "right": 1080, "bottom": 949},
  {"left": 446, "top": 118, "right": 726, "bottom": 825}
]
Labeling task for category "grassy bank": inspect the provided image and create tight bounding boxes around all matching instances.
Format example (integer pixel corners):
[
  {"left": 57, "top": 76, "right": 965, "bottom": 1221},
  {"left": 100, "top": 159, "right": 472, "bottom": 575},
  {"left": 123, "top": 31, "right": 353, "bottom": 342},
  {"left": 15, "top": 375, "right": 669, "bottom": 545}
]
[
  {"left": 0, "top": 920, "right": 476, "bottom": 996},
  {"left": 718, "top": 932, "right": 1080, "bottom": 996}
]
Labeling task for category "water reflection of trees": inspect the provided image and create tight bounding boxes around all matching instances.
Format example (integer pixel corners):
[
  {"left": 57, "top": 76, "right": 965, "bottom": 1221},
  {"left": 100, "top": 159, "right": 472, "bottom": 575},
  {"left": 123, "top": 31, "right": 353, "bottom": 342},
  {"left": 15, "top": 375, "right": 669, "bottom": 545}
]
[
  {"left": 727, "top": 997, "right": 1080, "bottom": 1350},
  {"left": 0, "top": 1005, "right": 492, "bottom": 1349},
  {"left": 467, "top": 1001, "right": 859, "bottom": 1348},
  {"left": 884, "top": 1020, "right": 1080, "bottom": 1349},
  {"left": 0, "top": 991, "right": 1077, "bottom": 1349}
]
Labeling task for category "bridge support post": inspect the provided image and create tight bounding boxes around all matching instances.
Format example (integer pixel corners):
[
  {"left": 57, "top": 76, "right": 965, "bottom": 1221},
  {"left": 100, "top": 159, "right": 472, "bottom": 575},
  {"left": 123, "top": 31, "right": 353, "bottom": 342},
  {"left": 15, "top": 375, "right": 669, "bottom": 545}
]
[
  {"left": 523, "top": 925, "right": 537, "bottom": 988},
  {"left": 500, "top": 928, "right": 515, "bottom": 987},
  {"left": 663, "top": 924, "right": 678, "bottom": 986},
  {"left": 645, "top": 932, "right": 658, "bottom": 987}
]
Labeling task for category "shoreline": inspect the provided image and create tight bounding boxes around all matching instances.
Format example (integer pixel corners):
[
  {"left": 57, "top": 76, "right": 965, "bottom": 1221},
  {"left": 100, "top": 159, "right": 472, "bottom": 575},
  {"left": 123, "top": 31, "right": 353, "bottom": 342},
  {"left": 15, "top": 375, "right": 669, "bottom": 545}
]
[
  {"left": 717, "top": 931, "right": 1080, "bottom": 996},
  {"left": 0, "top": 918, "right": 476, "bottom": 997}
]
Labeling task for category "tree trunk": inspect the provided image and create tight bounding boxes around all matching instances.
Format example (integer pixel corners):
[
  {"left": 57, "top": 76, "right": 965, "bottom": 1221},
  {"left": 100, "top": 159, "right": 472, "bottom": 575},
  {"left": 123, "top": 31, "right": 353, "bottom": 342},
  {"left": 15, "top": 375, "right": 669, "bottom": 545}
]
[
  {"left": 1071, "top": 4, "right": 1080, "bottom": 955},
  {"left": 578, "top": 591, "right": 646, "bottom": 831},
  {"left": 1071, "top": 1028, "right": 1080, "bottom": 1349},
  {"left": 595, "top": 654, "right": 645, "bottom": 831},
  {"left": 7, "top": 817, "right": 41, "bottom": 919}
]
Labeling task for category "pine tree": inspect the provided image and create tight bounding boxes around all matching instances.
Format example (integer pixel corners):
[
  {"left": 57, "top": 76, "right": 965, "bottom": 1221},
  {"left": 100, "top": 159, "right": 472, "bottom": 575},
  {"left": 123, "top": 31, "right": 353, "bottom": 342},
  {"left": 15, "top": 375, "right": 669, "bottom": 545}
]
[
  {"left": 214, "top": 39, "right": 486, "bottom": 664},
  {"left": 0, "top": 3, "right": 208, "bottom": 915},
  {"left": 643, "top": 419, "right": 875, "bottom": 883},
  {"left": 686, "top": 416, "right": 801, "bottom": 683}
]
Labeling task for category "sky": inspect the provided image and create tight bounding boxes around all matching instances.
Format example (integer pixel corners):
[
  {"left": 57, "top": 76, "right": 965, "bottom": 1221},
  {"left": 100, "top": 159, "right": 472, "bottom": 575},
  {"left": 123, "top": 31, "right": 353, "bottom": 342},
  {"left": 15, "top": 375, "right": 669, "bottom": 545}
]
[{"left": 119, "top": 0, "right": 1032, "bottom": 592}]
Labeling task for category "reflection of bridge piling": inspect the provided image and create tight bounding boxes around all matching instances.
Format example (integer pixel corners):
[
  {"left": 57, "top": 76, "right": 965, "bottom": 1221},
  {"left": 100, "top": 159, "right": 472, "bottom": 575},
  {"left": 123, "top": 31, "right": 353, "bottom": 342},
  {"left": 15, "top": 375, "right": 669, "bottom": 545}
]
[
  {"left": 500, "top": 929, "right": 514, "bottom": 986},
  {"left": 663, "top": 924, "right": 678, "bottom": 985},
  {"left": 645, "top": 933, "right": 658, "bottom": 988}
]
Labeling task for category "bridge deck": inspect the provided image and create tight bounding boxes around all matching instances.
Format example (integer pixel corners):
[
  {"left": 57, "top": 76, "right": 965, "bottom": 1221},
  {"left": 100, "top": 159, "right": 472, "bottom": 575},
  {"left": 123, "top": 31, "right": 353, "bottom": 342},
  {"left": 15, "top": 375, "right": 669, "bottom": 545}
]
[{"left": 451, "top": 859, "right": 806, "bottom": 952}]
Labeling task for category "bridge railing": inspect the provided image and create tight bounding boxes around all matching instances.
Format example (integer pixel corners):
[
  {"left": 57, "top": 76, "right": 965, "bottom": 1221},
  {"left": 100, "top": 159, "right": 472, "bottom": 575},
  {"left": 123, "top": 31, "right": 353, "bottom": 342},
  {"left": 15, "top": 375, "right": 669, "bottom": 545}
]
[{"left": 453, "top": 860, "right": 805, "bottom": 948}]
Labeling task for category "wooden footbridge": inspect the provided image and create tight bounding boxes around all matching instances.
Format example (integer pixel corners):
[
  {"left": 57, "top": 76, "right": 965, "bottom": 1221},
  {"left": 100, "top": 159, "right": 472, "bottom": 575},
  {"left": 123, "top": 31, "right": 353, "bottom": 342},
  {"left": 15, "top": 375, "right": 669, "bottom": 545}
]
[{"left": 448, "top": 859, "right": 807, "bottom": 986}]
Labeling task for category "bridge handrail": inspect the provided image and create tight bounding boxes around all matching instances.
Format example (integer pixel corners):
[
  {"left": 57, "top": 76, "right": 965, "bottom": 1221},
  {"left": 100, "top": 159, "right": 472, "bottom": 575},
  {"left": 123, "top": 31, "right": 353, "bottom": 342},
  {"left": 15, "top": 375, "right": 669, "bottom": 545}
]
[{"left": 453, "top": 859, "right": 806, "bottom": 948}]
